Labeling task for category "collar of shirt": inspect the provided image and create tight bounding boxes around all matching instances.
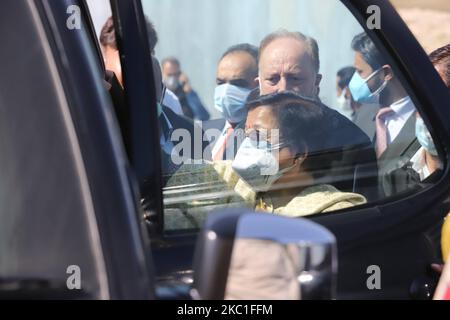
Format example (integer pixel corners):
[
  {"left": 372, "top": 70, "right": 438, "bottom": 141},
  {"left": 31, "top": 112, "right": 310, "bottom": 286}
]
[
  {"left": 411, "top": 147, "right": 429, "bottom": 181},
  {"left": 160, "top": 111, "right": 174, "bottom": 150},
  {"left": 410, "top": 147, "right": 443, "bottom": 181},
  {"left": 389, "top": 96, "right": 415, "bottom": 119},
  {"left": 211, "top": 120, "right": 232, "bottom": 159},
  {"left": 222, "top": 121, "right": 232, "bottom": 134},
  {"left": 384, "top": 96, "right": 416, "bottom": 143}
]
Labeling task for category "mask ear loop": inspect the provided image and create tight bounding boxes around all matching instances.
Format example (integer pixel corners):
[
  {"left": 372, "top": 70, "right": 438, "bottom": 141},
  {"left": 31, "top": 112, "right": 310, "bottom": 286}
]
[
  {"left": 369, "top": 78, "right": 388, "bottom": 98},
  {"left": 365, "top": 67, "right": 389, "bottom": 98}
]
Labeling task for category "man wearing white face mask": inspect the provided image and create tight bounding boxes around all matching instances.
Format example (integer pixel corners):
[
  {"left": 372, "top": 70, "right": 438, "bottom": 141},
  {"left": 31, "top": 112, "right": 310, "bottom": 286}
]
[
  {"left": 336, "top": 66, "right": 357, "bottom": 121},
  {"left": 208, "top": 44, "right": 259, "bottom": 161}
]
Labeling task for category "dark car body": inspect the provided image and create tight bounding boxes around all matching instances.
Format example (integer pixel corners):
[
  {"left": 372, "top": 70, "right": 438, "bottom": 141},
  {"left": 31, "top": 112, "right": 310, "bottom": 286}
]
[{"left": 0, "top": 0, "right": 449, "bottom": 299}]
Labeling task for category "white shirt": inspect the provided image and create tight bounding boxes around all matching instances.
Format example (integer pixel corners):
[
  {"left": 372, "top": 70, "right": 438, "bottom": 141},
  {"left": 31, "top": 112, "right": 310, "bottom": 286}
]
[
  {"left": 211, "top": 120, "right": 232, "bottom": 160},
  {"left": 411, "top": 147, "right": 443, "bottom": 181},
  {"left": 163, "top": 89, "right": 183, "bottom": 115},
  {"left": 410, "top": 147, "right": 431, "bottom": 181},
  {"left": 385, "top": 96, "right": 416, "bottom": 143}
]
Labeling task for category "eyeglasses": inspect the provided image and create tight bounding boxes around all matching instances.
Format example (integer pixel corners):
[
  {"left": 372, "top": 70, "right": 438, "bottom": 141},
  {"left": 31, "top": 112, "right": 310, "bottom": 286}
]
[{"left": 245, "top": 129, "right": 287, "bottom": 150}]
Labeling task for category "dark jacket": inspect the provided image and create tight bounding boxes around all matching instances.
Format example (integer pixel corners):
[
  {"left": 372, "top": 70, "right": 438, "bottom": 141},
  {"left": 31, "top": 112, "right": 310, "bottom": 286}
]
[
  {"left": 160, "top": 106, "right": 211, "bottom": 178},
  {"left": 205, "top": 105, "right": 378, "bottom": 200},
  {"left": 376, "top": 113, "right": 419, "bottom": 197},
  {"left": 314, "top": 105, "right": 379, "bottom": 201}
]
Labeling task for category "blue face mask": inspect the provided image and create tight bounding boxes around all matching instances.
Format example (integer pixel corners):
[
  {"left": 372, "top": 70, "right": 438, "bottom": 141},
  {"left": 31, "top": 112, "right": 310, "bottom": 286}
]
[
  {"left": 214, "top": 83, "right": 251, "bottom": 124},
  {"left": 348, "top": 68, "right": 388, "bottom": 104},
  {"left": 416, "top": 117, "right": 438, "bottom": 156}
]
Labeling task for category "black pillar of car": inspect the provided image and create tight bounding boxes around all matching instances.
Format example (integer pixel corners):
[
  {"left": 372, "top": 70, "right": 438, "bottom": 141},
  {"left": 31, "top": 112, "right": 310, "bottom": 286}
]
[{"left": 110, "top": 0, "right": 164, "bottom": 235}]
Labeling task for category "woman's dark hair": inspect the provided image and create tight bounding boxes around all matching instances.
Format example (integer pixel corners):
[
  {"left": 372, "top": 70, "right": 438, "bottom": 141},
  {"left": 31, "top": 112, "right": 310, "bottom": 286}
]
[
  {"left": 429, "top": 44, "right": 450, "bottom": 89},
  {"left": 246, "top": 91, "right": 332, "bottom": 176},
  {"left": 100, "top": 16, "right": 158, "bottom": 53},
  {"left": 351, "top": 32, "right": 387, "bottom": 70},
  {"left": 99, "top": 17, "right": 116, "bottom": 49}
]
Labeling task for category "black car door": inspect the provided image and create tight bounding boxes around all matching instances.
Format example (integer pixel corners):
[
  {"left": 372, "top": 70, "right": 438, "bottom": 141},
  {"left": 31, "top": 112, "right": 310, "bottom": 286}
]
[
  {"left": 0, "top": 0, "right": 156, "bottom": 299},
  {"left": 102, "top": 0, "right": 450, "bottom": 299}
]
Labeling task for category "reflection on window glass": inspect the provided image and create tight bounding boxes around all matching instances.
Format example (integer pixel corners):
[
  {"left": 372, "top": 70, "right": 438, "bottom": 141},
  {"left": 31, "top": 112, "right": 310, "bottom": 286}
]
[{"left": 136, "top": 0, "right": 445, "bottom": 232}]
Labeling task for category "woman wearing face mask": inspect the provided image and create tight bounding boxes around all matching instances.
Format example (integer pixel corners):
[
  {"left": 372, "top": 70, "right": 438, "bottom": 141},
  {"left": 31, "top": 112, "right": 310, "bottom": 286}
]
[
  {"left": 213, "top": 91, "right": 367, "bottom": 216},
  {"left": 164, "top": 92, "right": 366, "bottom": 229}
]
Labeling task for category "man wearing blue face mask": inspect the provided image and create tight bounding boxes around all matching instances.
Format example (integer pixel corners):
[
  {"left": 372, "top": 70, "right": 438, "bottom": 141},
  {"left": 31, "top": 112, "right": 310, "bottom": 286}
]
[
  {"left": 409, "top": 45, "right": 449, "bottom": 183},
  {"left": 349, "top": 33, "right": 418, "bottom": 161},
  {"left": 207, "top": 43, "right": 259, "bottom": 161},
  {"left": 411, "top": 115, "right": 442, "bottom": 181}
]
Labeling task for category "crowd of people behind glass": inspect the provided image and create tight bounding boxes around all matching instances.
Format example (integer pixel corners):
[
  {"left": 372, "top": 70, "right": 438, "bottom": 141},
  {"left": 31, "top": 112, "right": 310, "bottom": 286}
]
[{"left": 99, "top": 16, "right": 450, "bottom": 218}]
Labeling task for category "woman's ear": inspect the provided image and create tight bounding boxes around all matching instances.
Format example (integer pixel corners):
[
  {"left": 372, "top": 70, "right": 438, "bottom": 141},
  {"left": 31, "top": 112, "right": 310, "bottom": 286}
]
[{"left": 294, "top": 155, "right": 306, "bottom": 167}]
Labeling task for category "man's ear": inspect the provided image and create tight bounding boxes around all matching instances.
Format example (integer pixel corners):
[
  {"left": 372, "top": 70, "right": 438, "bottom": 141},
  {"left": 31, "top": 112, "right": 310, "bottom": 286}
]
[
  {"left": 315, "top": 73, "right": 323, "bottom": 86},
  {"left": 255, "top": 76, "right": 260, "bottom": 87},
  {"left": 382, "top": 65, "right": 394, "bottom": 81},
  {"left": 314, "top": 74, "right": 322, "bottom": 97}
]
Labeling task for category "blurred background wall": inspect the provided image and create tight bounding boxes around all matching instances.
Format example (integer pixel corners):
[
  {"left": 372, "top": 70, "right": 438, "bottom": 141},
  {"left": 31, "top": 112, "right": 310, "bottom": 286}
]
[
  {"left": 391, "top": 0, "right": 450, "bottom": 53},
  {"left": 87, "top": 0, "right": 450, "bottom": 118},
  {"left": 141, "top": 0, "right": 362, "bottom": 118}
]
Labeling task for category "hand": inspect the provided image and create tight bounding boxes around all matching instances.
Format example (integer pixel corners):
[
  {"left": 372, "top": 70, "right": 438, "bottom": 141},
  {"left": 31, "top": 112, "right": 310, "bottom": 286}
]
[{"left": 179, "top": 73, "right": 192, "bottom": 93}]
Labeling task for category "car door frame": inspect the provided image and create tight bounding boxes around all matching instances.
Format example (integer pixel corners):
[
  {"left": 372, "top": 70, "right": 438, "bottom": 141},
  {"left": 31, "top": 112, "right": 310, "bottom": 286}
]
[
  {"left": 115, "top": 0, "right": 450, "bottom": 299},
  {"left": 35, "top": 0, "right": 156, "bottom": 299}
]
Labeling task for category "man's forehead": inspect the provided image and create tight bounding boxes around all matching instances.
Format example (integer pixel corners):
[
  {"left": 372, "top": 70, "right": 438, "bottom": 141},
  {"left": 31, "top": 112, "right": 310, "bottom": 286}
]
[
  {"left": 218, "top": 52, "right": 257, "bottom": 78},
  {"left": 260, "top": 38, "right": 313, "bottom": 71},
  {"left": 261, "top": 38, "right": 308, "bottom": 59},
  {"left": 163, "top": 61, "right": 180, "bottom": 71}
]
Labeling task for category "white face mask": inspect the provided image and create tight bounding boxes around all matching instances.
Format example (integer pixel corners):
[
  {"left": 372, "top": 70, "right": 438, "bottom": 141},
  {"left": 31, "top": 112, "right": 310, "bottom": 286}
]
[
  {"left": 232, "top": 137, "right": 293, "bottom": 192},
  {"left": 336, "top": 90, "right": 353, "bottom": 118},
  {"left": 164, "top": 76, "right": 180, "bottom": 92}
]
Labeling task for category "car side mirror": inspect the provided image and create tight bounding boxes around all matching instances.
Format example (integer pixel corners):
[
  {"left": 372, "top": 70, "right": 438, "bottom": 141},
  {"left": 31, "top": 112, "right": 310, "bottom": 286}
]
[{"left": 191, "top": 208, "right": 337, "bottom": 300}]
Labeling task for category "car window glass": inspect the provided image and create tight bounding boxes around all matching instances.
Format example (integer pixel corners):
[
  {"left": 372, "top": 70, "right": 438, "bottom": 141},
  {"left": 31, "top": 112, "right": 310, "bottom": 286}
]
[{"left": 91, "top": 0, "right": 446, "bottom": 234}]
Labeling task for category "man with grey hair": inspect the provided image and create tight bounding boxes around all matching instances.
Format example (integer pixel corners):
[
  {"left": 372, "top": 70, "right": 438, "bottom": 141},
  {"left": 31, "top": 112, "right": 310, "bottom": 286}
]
[
  {"left": 258, "top": 30, "right": 321, "bottom": 97},
  {"left": 256, "top": 30, "right": 378, "bottom": 200}
]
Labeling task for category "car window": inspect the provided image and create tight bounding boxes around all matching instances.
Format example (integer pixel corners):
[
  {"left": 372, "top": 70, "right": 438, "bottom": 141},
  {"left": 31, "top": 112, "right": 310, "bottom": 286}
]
[{"left": 92, "top": 0, "right": 446, "bottom": 234}]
